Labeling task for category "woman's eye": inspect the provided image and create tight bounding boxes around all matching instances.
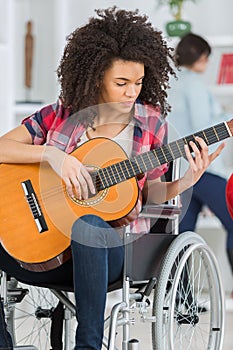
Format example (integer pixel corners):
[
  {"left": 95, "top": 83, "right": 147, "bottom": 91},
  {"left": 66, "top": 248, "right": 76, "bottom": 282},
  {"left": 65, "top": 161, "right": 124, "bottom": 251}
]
[{"left": 116, "top": 82, "right": 143, "bottom": 86}]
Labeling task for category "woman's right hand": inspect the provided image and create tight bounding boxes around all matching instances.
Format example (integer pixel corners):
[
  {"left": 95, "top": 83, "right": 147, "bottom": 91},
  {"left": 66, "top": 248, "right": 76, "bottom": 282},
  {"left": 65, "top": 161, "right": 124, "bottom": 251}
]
[{"left": 44, "top": 146, "right": 96, "bottom": 200}]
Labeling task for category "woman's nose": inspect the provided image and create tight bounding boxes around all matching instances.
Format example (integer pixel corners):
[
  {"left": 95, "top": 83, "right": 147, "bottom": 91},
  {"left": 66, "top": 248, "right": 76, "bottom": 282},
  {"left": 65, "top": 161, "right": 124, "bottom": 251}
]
[{"left": 125, "top": 85, "right": 137, "bottom": 98}]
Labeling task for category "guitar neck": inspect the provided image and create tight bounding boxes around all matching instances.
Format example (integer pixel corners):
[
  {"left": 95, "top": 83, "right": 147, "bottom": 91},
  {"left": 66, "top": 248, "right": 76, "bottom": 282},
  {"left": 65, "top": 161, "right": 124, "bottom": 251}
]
[{"left": 96, "top": 121, "right": 232, "bottom": 190}]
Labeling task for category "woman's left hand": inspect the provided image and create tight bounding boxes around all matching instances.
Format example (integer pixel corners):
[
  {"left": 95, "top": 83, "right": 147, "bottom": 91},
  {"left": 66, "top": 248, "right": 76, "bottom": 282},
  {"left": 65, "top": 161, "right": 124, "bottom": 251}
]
[{"left": 182, "top": 136, "right": 225, "bottom": 187}]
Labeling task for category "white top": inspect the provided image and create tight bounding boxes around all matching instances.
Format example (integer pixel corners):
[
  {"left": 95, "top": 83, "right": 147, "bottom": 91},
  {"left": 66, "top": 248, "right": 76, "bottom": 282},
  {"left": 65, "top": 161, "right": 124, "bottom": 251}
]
[{"left": 78, "top": 121, "right": 135, "bottom": 158}]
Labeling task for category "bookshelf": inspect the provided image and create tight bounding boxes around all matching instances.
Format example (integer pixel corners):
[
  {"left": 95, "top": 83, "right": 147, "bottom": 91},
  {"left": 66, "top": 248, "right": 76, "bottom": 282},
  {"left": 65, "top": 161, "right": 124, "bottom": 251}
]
[
  {"left": 217, "top": 54, "right": 233, "bottom": 84},
  {"left": 201, "top": 35, "right": 233, "bottom": 119}
]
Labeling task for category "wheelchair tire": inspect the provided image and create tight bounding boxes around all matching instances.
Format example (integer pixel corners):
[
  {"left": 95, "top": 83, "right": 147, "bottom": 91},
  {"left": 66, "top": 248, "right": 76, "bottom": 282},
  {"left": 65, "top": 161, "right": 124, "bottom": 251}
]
[
  {"left": 152, "top": 231, "right": 225, "bottom": 350},
  {"left": 5, "top": 280, "right": 76, "bottom": 350}
]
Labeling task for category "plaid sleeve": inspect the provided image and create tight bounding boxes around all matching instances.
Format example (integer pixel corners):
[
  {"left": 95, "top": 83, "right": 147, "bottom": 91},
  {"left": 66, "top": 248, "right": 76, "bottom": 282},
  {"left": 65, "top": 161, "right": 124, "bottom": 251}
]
[
  {"left": 22, "top": 102, "right": 59, "bottom": 145},
  {"left": 147, "top": 119, "right": 168, "bottom": 180}
]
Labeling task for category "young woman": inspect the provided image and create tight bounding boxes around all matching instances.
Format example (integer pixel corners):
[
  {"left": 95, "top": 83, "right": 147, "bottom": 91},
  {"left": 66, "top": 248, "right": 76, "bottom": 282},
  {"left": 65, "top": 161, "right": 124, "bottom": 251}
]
[
  {"left": 0, "top": 9, "right": 223, "bottom": 349},
  {"left": 167, "top": 32, "right": 233, "bottom": 287}
]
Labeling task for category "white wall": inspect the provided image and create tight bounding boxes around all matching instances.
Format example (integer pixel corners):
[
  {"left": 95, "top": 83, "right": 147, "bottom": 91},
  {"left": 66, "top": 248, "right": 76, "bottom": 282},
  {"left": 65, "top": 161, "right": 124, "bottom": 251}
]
[
  {"left": 61, "top": 0, "right": 233, "bottom": 37},
  {"left": 1, "top": 0, "right": 232, "bottom": 292},
  {"left": 11, "top": 0, "right": 233, "bottom": 105}
]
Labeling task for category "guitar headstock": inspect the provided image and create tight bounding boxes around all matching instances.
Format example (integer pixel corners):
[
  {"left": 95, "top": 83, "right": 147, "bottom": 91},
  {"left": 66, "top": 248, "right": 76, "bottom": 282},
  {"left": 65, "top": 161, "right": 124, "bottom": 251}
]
[{"left": 226, "top": 119, "right": 233, "bottom": 136}]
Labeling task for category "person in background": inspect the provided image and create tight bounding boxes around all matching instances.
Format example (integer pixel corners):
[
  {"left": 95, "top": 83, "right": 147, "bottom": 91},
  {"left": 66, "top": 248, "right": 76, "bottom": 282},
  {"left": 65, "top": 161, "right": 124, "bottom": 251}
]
[
  {"left": 167, "top": 32, "right": 233, "bottom": 287},
  {"left": 0, "top": 11, "right": 223, "bottom": 349}
]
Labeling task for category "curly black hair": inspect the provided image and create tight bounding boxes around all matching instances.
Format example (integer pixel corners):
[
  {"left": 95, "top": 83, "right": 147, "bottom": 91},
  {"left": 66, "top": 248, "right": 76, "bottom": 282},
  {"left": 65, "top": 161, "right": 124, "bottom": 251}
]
[{"left": 57, "top": 7, "right": 175, "bottom": 125}]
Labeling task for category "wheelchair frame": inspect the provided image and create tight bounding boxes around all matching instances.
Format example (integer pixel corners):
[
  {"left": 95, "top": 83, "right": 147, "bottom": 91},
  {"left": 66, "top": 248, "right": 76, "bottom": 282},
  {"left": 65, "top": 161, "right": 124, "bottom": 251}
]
[{"left": 0, "top": 159, "right": 225, "bottom": 349}]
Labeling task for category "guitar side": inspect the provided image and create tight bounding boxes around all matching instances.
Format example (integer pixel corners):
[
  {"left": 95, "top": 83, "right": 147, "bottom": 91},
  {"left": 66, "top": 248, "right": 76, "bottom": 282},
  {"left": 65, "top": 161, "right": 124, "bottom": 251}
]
[{"left": 0, "top": 138, "right": 139, "bottom": 271}]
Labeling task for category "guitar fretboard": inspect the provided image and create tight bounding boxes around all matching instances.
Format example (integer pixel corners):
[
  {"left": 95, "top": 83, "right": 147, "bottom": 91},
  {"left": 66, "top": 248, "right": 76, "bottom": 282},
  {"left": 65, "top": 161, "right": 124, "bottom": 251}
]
[{"left": 94, "top": 122, "right": 230, "bottom": 191}]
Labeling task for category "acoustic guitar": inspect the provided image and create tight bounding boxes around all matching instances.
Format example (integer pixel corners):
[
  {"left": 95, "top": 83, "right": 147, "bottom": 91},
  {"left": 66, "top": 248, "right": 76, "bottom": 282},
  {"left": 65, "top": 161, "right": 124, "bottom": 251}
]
[{"left": 1, "top": 119, "right": 233, "bottom": 271}]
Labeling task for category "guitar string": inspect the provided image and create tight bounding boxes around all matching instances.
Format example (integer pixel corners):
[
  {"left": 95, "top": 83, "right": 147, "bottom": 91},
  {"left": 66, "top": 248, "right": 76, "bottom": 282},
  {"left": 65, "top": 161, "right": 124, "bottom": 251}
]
[
  {"left": 97, "top": 126, "right": 229, "bottom": 189},
  {"left": 101, "top": 126, "right": 229, "bottom": 181},
  {"left": 38, "top": 126, "right": 230, "bottom": 199},
  {"left": 34, "top": 125, "right": 230, "bottom": 200}
]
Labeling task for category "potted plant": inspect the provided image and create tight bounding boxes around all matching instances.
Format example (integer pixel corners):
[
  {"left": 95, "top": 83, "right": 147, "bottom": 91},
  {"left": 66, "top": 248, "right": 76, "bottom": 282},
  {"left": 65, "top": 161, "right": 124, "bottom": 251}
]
[{"left": 157, "top": 0, "right": 198, "bottom": 37}]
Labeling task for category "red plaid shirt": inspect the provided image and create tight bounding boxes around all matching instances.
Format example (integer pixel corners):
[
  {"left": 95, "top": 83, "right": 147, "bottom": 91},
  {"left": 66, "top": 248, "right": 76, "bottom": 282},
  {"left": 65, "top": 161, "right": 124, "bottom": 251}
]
[{"left": 22, "top": 98, "right": 168, "bottom": 233}]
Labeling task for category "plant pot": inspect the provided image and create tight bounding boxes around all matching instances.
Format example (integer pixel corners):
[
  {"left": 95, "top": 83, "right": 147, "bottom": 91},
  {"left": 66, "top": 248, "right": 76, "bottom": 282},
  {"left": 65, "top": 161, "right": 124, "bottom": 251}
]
[{"left": 166, "top": 20, "right": 191, "bottom": 37}]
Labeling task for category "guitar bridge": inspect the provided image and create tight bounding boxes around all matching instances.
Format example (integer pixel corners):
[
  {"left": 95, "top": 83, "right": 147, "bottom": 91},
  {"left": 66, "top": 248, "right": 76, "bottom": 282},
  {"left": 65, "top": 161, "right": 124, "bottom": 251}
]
[{"left": 21, "top": 180, "right": 48, "bottom": 233}]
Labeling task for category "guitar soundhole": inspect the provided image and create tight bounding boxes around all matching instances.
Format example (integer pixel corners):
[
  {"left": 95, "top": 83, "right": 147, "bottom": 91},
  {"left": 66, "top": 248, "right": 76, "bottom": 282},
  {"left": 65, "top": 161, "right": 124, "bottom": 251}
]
[
  {"left": 68, "top": 189, "right": 108, "bottom": 207},
  {"left": 67, "top": 165, "right": 109, "bottom": 207}
]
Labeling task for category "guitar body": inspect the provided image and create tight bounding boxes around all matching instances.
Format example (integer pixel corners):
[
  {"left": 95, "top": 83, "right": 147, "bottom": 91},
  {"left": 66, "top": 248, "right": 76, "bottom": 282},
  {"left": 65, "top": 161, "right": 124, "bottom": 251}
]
[
  {"left": 1, "top": 119, "right": 233, "bottom": 271},
  {"left": 0, "top": 138, "right": 139, "bottom": 271}
]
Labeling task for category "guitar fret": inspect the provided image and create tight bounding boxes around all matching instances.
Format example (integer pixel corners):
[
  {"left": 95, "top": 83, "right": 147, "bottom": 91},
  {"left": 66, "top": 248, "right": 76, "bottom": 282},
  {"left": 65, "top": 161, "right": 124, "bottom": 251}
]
[
  {"left": 168, "top": 142, "right": 180, "bottom": 158},
  {"left": 162, "top": 145, "right": 174, "bottom": 163},
  {"left": 136, "top": 155, "right": 147, "bottom": 172},
  {"left": 152, "top": 149, "right": 160, "bottom": 166},
  {"left": 167, "top": 144, "right": 175, "bottom": 159},
  {"left": 121, "top": 159, "right": 132, "bottom": 178},
  {"left": 196, "top": 123, "right": 229, "bottom": 145},
  {"left": 160, "top": 147, "right": 169, "bottom": 162},
  {"left": 114, "top": 164, "right": 122, "bottom": 182},
  {"left": 129, "top": 160, "right": 137, "bottom": 176},
  {"left": 94, "top": 172, "right": 104, "bottom": 191},
  {"left": 102, "top": 167, "right": 112, "bottom": 187},
  {"left": 217, "top": 127, "right": 229, "bottom": 138},
  {"left": 204, "top": 128, "right": 219, "bottom": 144},
  {"left": 155, "top": 148, "right": 167, "bottom": 165},
  {"left": 198, "top": 130, "right": 208, "bottom": 144},
  {"left": 170, "top": 141, "right": 182, "bottom": 159},
  {"left": 176, "top": 139, "right": 185, "bottom": 157},
  {"left": 125, "top": 159, "right": 135, "bottom": 177},
  {"left": 147, "top": 152, "right": 159, "bottom": 168},
  {"left": 184, "top": 135, "right": 194, "bottom": 145},
  {"left": 145, "top": 152, "right": 154, "bottom": 168},
  {"left": 139, "top": 154, "right": 147, "bottom": 171},
  {"left": 98, "top": 169, "right": 108, "bottom": 189},
  {"left": 114, "top": 163, "right": 126, "bottom": 181},
  {"left": 213, "top": 126, "right": 220, "bottom": 141},
  {"left": 108, "top": 165, "right": 118, "bottom": 184},
  {"left": 132, "top": 157, "right": 142, "bottom": 174}
]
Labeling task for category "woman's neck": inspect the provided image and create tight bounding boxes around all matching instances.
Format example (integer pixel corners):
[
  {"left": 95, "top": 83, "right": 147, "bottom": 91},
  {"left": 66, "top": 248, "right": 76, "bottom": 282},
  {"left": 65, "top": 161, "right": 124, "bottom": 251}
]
[
  {"left": 96, "top": 104, "right": 133, "bottom": 125},
  {"left": 87, "top": 110, "right": 133, "bottom": 139}
]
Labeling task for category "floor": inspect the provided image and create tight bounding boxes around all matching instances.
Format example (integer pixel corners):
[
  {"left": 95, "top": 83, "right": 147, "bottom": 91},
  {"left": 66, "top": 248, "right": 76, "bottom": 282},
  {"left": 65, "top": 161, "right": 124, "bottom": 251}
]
[{"left": 105, "top": 290, "right": 233, "bottom": 349}]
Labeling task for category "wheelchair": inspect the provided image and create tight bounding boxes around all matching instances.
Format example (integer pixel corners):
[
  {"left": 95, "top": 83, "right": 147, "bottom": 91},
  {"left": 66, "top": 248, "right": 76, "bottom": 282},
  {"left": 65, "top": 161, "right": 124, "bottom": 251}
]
[{"left": 0, "top": 160, "right": 225, "bottom": 350}]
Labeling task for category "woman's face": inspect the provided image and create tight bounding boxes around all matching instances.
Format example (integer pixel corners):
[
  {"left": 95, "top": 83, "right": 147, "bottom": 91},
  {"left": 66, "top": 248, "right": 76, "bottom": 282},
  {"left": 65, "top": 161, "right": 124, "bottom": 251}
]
[{"left": 98, "top": 59, "right": 144, "bottom": 114}]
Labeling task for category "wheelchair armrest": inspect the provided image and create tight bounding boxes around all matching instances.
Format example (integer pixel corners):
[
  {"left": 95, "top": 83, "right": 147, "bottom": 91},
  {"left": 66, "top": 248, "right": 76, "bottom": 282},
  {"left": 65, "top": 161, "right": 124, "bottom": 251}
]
[{"left": 139, "top": 203, "right": 181, "bottom": 219}]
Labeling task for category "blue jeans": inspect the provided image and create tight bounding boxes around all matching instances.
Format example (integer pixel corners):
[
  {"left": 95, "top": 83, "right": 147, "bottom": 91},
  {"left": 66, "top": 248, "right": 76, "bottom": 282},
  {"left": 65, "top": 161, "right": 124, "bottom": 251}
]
[
  {"left": 0, "top": 300, "right": 13, "bottom": 350},
  {"left": 71, "top": 214, "right": 124, "bottom": 350},
  {"left": 179, "top": 172, "right": 233, "bottom": 249}
]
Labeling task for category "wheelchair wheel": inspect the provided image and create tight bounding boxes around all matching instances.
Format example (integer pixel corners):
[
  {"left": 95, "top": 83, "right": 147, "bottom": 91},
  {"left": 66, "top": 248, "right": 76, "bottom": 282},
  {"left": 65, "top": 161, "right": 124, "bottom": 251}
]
[
  {"left": 152, "top": 231, "right": 225, "bottom": 350},
  {"left": 5, "top": 279, "right": 76, "bottom": 349}
]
